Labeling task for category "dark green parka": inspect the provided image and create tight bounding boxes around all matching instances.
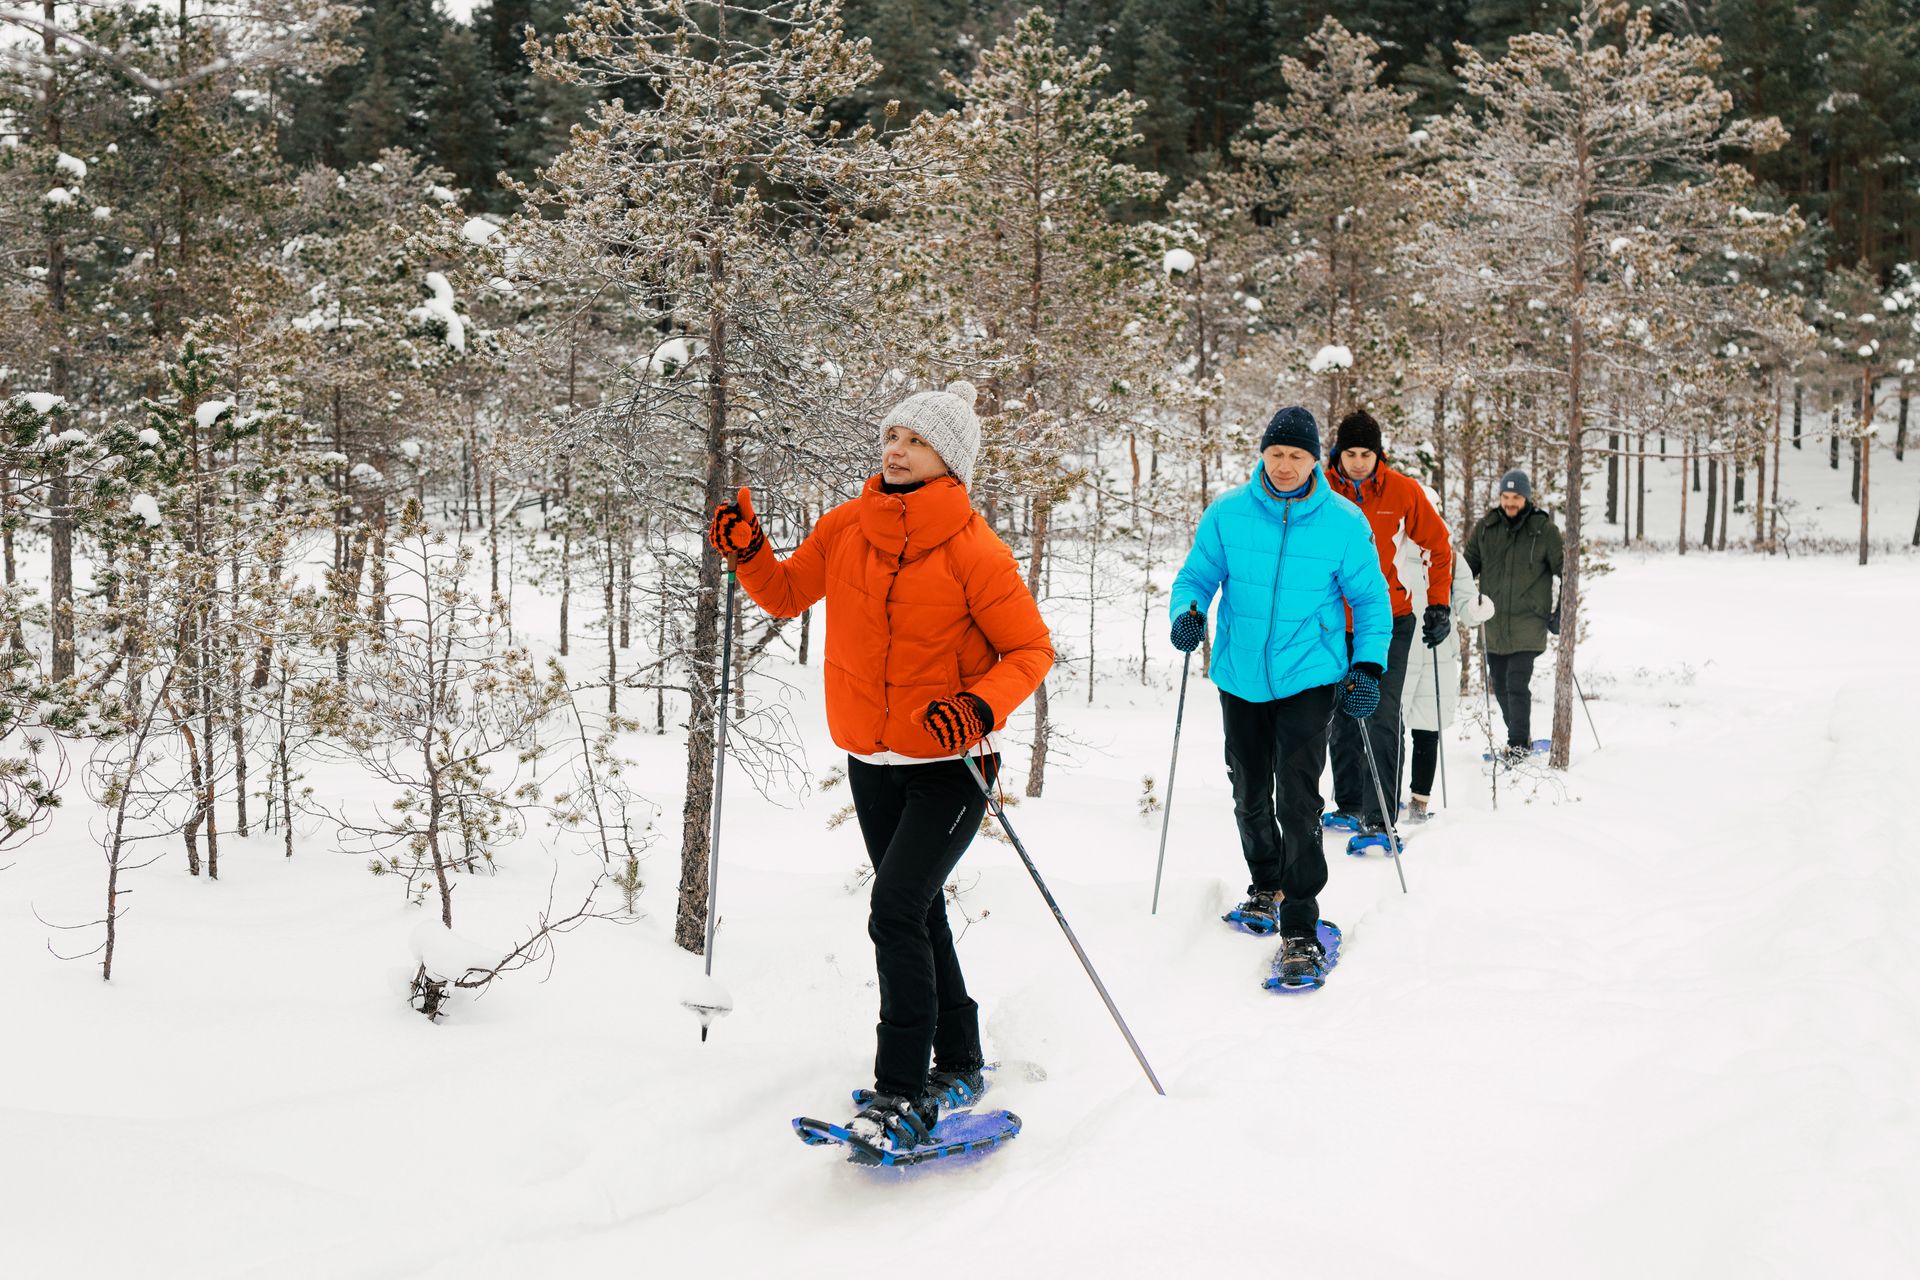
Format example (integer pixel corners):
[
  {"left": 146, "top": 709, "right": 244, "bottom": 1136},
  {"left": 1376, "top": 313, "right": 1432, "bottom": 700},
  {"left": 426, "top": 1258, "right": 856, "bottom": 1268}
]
[{"left": 1464, "top": 504, "right": 1563, "bottom": 655}]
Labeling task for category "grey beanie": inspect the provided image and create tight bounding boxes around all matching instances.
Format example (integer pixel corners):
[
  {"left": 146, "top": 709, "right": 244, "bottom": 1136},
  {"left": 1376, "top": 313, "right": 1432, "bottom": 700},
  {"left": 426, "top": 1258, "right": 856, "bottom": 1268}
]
[
  {"left": 881, "top": 380, "right": 981, "bottom": 486},
  {"left": 1499, "top": 469, "right": 1532, "bottom": 499}
]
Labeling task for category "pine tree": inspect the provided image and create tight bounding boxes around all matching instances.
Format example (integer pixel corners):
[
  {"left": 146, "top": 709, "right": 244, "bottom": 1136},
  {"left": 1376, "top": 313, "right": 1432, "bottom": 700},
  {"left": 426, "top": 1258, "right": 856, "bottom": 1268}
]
[
  {"left": 890, "top": 7, "right": 1167, "bottom": 796},
  {"left": 512, "top": 0, "right": 911, "bottom": 953},
  {"left": 1235, "top": 17, "right": 1418, "bottom": 425},
  {"left": 1419, "top": 1, "right": 1794, "bottom": 766}
]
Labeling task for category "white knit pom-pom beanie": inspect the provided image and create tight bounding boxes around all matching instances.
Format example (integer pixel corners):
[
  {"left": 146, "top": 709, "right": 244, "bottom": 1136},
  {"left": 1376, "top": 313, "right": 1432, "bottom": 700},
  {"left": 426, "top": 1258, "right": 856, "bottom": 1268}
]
[{"left": 880, "top": 380, "right": 981, "bottom": 487}]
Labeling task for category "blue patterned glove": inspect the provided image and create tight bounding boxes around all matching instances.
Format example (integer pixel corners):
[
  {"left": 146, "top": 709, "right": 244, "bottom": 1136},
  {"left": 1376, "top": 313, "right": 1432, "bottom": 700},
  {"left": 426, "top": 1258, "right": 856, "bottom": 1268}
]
[
  {"left": 1170, "top": 606, "right": 1205, "bottom": 653},
  {"left": 1337, "top": 664, "right": 1383, "bottom": 719}
]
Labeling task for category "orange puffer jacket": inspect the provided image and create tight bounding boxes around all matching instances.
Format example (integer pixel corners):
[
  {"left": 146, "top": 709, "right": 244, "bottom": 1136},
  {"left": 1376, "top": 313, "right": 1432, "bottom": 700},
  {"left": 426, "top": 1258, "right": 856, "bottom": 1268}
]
[
  {"left": 734, "top": 475, "right": 1054, "bottom": 760},
  {"left": 1326, "top": 460, "right": 1453, "bottom": 617}
]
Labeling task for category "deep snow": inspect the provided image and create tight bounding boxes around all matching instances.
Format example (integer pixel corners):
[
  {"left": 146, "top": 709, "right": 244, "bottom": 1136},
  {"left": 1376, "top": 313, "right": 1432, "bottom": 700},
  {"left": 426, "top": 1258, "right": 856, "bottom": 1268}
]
[{"left": 3, "top": 549, "right": 1916, "bottom": 1279}]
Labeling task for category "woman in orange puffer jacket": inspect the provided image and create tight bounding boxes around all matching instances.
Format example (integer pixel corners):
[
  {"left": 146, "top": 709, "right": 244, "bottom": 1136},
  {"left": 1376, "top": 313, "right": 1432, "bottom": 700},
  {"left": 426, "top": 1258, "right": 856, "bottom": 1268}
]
[{"left": 706, "top": 381, "right": 1052, "bottom": 1152}]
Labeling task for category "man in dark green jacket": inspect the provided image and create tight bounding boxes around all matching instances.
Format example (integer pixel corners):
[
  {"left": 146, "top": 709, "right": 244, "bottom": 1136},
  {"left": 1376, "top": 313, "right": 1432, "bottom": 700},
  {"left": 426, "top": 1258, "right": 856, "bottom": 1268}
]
[{"left": 1464, "top": 470, "right": 1563, "bottom": 761}]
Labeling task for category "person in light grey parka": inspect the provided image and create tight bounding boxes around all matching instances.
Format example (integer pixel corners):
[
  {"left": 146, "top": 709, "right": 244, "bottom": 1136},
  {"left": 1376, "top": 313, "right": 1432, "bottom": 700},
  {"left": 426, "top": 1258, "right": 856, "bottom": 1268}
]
[{"left": 1395, "top": 526, "right": 1494, "bottom": 821}]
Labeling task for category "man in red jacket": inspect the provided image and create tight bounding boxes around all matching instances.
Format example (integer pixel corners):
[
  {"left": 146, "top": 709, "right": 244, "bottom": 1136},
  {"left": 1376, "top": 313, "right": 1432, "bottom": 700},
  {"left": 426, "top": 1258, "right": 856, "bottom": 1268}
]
[{"left": 1325, "top": 410, "right": 1454, "bottom": 839}]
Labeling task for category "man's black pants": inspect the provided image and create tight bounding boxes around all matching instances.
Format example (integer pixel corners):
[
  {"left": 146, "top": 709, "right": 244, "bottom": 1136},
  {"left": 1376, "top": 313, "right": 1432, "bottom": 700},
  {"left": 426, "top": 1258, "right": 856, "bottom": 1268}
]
[
  {"left": 1331, "top": 612, "right": 1416, "bottom": 823},
  {"left": 1220, "top": 684, "right": 1336, "bottom": 939},
  {"left": 847, "top": 754, "right": 994, "bottom": 1098},
  {"left": 1487, "top": 650, "right": 1539, "bottom": 748}
]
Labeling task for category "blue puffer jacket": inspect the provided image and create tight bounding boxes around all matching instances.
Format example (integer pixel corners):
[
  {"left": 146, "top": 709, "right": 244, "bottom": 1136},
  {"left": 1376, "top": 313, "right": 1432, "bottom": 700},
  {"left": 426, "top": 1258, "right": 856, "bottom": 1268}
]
[{"left": 1169, "top": 465, "right": 1392, "bottom": 703}]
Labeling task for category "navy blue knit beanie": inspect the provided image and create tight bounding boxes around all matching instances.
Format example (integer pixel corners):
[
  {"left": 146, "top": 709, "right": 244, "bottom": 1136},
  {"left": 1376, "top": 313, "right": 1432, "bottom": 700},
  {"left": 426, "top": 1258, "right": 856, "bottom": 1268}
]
[{"left": 1259, "top": 406, "right": 1321, "bottom": 459}]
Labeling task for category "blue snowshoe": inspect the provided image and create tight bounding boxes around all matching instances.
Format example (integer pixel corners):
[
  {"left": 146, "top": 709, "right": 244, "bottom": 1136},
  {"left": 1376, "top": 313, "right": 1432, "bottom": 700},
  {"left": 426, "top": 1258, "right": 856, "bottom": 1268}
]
[
  {"left": 1321, "top": 810, "right": 1365, "bottom": 832},
  {"left": 793, "top": 1092, "right": 1022, "bottom": 1168},
  {"left": 1263, "top": 920, "right": 1343, "bottom": 994},
  {"left": 1482, "top": 739, "right": 1551, "bottom": 763},
  {"left": 1345, "top": 821, "right": 1405, "bottom": 857},
  {"left": 1222, "top": 889, "right": 1282, "bottom": 935}
]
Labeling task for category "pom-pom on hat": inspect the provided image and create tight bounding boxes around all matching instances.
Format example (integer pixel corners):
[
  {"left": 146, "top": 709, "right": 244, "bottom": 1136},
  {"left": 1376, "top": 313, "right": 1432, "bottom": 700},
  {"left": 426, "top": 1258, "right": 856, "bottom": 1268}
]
[{"left": 881, "top": 380, "right": 981, "bottom": 486}]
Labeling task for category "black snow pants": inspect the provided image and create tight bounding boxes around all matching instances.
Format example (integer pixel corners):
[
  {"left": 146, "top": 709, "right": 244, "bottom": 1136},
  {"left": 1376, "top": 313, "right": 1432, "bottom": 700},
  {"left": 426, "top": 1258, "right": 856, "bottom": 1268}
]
[
  {"left": 1486, "top": 650, "right": 1539, "bottom": 748},
  {"left": 1220, "top": 684, "right": 1337, "bottom": 939},
  {"left": 847, "top": 754, "right": 995, "bottom": 1098},
  {"left": 1331, "top": 612, "right": 1416, "bottom": 824}
]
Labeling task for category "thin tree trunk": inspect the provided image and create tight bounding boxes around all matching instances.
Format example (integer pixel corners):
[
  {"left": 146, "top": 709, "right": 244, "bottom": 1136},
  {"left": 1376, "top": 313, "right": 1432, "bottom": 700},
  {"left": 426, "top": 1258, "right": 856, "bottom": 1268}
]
[
  {"left": 619, "top": 536, "right": 633, "bottom": 649},
  {"left": 1830, "top": 388, "right": 1841, "bottom": 470},
  {"left": 1678, "top": 438, "right": 1690, "bottom": 555},
  {"left": 1860, "top": 364, "right": 1874, "bottom": 565},
  {"left": 1792, "top": 381, "right": 1802, "bottom": 449},
  {"left": 1550, "top": 126, "right": 1592, "bottom": 772},
  {"left": 1025, "top": 500, "right": 1051, "bottom": 799},
  {"left": 605, "top": 497, "right": 618, "bottom": 714},
  {"left": 1716, "top": 459, "right": 1729, "bottom": 551},
  {"left": 675, "top": 193, "right": 732, "bottom": 954},
  {"left": 1897, "top": 380, "right": 1909, "bottom": 460},
  {"left": 1634, "top": 431, "right": 1645, "bottom": 544},
  {"left": 1770, "top": 393, "right": 1783, "bottom": 553},
  {"left": 559, "top": 458, "right": 572, "bottom": 657},
  {"left": 3, "top": 470, "right": 22, "bottom": 651},
  {"left": 1606, "top": 430, "right": 1619, "bottom": 524},
  {"left": 1702, "top": 450, "right": 1717, "bottom": 550}
]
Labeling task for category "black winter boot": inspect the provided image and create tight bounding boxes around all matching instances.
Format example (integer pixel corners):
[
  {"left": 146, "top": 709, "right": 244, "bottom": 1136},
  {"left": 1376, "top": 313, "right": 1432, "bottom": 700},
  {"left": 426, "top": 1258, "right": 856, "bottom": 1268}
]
[{"left": 848, "top": 1092, "right": 938, "bottom": 1150}]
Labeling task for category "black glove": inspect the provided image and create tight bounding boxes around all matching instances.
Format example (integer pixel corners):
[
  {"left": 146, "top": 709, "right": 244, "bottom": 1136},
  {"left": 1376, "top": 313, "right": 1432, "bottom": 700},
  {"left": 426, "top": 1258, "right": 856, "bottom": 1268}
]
[
  {"left": 924, "top": 692, "right": 993, "bottom": 752},
  {"left": 1337, "top": 663, "right": 1383, "bottom": 719},
  {"left": 1421, "top": 603, "right": 1451, "bottom": 649},
  {"left": 1170, "top": 605, "right": 1205, "bottom": 653},
  {"left": 1546, "top": 596, "right": 1562, "bottom": 636},
  {"left": 705, "top": 486, "right": 766, "bottom": 563}
]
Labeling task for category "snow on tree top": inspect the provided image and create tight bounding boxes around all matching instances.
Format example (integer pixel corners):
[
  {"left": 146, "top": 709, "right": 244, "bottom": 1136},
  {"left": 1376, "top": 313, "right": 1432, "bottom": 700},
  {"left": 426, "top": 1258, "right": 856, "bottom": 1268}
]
[
  {"left": 462, "top": 217, "right": 501, "bottom": 246},
  {"left": 56, "top": 153, "right": 86, "bottom": 180},
  {"left": 129, "top": 494, "right": 161, "bottom": 527},
  {"left": 1309, "top": 345, "right": 1353, "bottom": 373},
  {"left": 398, "top": 440, "right": 422, "bottom": 460},
  {"left": 408, "top": 273, "right": 466, "bottom": 352},
  {"left": 19, "top": 392, "right": 64, "bottom": 414},
  {"left": 44, "top": 187, "right": 73, "bottom": 206},
  {"left": 196, "top": 400, "right": 232, "bottom": 429},
  {"left": 137, "top": 428, "right": 160, "bottom": 446},
  {"left": 92, "top": 206, "right": 110, "bottom": 221},
  {"left": 648, "top": 337, "right": 701, "bottom": 377},
  {"left": 1163, "top": 248, "right": 1196, "bottom": 276},
  {"left": 1244, "top": 297, "right": 1263, "bottom": 313}
]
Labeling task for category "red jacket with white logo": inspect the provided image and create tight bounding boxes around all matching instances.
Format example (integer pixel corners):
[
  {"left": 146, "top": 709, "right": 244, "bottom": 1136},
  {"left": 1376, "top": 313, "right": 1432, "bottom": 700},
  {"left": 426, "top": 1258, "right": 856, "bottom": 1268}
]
[{"left": 1327, "top": 461, "right": 1453, "bottom": 618}]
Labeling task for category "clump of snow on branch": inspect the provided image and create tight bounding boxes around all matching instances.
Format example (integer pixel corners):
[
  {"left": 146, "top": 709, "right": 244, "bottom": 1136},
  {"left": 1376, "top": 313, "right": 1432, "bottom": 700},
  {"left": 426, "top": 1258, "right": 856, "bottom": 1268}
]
[
  {"left": 1309, "top": 344, "right": 1353, "bottom": 373},
  {"left": 408, "top": 273, "right": 466, "bottom": 352}
]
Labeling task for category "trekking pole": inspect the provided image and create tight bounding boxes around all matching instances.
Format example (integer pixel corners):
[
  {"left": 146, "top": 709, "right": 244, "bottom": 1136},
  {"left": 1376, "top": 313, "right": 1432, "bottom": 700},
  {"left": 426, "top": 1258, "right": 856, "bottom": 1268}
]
[
  {"left": 963, "top": 752, "right": 1167, "bottom": 1097},
  {"left": 1573, "top": 670, "right": 1602, "bottom": 750},
  {"left": 1432, "top": 646, "right": 1450, "bottom": 808},
  {"left": 1356, "top": 730, "right": 1409, "bottom": 894},
  {"left": 1149, "top": 643, "right": 1194, "bottom": 916},
  {"left": 682, "top": 569, "right": 738, "bottom": 1042},
  {"left": 1478, "top": 624, "right": 1498, "bottom": 811}
]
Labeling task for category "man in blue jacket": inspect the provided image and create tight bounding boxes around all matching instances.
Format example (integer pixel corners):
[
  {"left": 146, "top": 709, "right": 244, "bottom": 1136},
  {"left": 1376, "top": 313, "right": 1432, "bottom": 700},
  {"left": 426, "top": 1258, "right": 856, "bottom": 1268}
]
[{"left": 1169, "top": 406, "right": 1392, "bottom": 988}]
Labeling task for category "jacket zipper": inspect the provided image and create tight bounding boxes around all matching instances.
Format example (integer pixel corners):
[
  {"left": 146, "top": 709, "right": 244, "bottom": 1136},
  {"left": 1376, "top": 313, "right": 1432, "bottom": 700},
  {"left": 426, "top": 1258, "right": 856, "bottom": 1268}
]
[{"left": 1267, "top": 496, "right": 1294, "bottom": 699}]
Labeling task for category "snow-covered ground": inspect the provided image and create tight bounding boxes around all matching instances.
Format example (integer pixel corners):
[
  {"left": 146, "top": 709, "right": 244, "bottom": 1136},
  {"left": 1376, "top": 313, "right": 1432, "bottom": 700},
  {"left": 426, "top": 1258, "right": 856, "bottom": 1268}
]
[{"left": 4, "top": 548, "right": 1915, "bottom": 1278}]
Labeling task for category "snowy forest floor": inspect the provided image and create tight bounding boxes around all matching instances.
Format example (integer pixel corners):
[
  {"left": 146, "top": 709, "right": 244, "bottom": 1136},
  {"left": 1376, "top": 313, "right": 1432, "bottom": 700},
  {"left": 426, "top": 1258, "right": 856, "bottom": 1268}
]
[{"left": 5, "top": 550, "right": 1916, "bottom": 1279}]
